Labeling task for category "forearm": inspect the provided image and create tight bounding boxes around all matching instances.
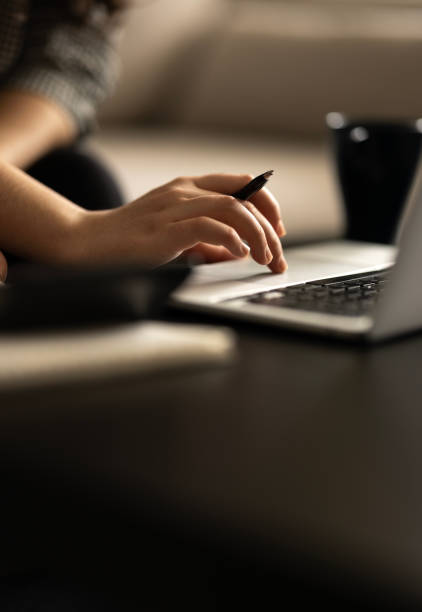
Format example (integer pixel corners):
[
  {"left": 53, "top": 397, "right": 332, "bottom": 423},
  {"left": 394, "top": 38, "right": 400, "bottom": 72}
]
[
  {"left": 0, "top": 90, "right": 76, "bottom": 168},
  {"left": 0, "top": 90, "right": 84, "bottom": 268},
  {"left": 0, "top": 159, "right": 87, "bottom": 263}
]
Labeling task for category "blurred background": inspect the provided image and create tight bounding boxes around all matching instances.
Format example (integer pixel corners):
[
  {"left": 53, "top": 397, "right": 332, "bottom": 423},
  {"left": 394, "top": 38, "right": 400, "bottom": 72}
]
[{"left": 89, "top": 0, "right": 422, "bottom": 245}]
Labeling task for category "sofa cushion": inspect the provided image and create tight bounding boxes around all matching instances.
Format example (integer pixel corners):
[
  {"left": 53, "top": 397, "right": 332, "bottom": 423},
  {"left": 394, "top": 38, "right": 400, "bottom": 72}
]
[
  {"left": 156, "top": 1, "right": 422, "bottom": 137},
  {"left": 99, "top": 0, "right": 227, "bottom": 123}
]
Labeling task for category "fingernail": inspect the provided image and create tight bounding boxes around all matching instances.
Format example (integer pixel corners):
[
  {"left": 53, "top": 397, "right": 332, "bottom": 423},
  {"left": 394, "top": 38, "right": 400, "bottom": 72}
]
[
  {"left": 277, "top": 222, "right": 286, "bottom": 237},
  {"left": 265, "top": 247, "right": 273, "bottom": 263},
  {"left": 239, "top": 242, "right": 250, "bottom": 256},
  {"left": 274, "top": 254, "right": 288, "bottom": 272}
]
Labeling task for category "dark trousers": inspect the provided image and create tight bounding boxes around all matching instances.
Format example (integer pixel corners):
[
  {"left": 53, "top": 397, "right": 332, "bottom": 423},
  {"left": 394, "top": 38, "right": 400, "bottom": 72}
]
[{"left": 27, "top": 146, "right": 125, "bottom": 212}]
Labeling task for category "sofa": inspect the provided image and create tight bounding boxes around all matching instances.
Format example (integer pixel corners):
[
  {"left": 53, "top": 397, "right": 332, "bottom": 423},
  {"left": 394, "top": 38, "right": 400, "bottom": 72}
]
[{"left": 88, "top": 0, "right": 422, "bottom": 246}]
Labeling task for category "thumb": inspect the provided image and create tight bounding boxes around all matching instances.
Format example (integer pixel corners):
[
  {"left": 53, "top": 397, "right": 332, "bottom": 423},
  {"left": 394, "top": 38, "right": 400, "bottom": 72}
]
[{"left": 193, "top": 173, "right": 254, "bottom": 195}]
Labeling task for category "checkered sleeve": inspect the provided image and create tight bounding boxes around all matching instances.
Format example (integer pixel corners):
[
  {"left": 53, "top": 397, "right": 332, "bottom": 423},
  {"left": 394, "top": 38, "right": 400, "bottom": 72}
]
[{"left": 2, "top": 5, "right": 119, "bottom": 135}]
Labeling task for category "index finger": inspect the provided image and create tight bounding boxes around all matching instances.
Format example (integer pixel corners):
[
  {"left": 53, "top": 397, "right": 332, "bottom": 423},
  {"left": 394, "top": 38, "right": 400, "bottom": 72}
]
[
  {"left": 192, "top": 173, "right": 285, "bottom": 237},
  {"left": 250, "top": 187, "right": 286, "bottom": 238}
]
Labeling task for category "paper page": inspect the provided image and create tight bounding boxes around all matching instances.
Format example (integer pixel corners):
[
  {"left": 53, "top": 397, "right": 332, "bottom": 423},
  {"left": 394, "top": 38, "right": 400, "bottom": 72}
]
[{"left": 0, "top": 322, "right": 236, "bottom": 390}]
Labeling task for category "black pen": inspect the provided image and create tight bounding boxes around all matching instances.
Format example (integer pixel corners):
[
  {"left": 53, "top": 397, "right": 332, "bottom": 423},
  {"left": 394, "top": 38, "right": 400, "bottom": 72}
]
[{"left": 231, "top": 170, "right": 273, "bottom": 201}]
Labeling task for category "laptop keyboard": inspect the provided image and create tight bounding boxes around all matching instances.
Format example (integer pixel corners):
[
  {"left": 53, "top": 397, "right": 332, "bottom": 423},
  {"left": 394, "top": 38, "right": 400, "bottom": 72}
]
[{"left": 244, "top": 270, "right": 390, "bottom": 317}]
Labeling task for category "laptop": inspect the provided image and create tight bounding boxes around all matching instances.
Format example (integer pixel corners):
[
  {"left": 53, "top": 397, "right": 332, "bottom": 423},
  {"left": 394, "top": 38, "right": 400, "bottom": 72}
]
[{"left": 171, "top": 168, "right": 422, "bottom": 342}]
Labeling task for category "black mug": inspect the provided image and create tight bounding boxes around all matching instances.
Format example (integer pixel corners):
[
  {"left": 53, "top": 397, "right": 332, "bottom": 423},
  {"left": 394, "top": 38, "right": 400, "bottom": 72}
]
[{"left": 326, "top": 112, "right": 422, "bottom": 244}]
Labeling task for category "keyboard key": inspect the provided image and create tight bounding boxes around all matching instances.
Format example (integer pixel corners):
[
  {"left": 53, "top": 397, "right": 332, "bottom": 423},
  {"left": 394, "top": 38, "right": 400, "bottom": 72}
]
[
  {"left": 261, "top": 291, "right": 286, "bottom": 301},
  {"left": 325, "top": 281, "right": 348, "bottom": 288},
  {"left": 285, "top": 285, "right": 306, "bottom": 294},
  {"left": 345, "top": 291, "right": 361, "bottom": 300},
  {"left": 243, "top": 268, "right": 390, "bottom": 317},
  {"left": 298, "top": 293, "right": 316, "bottom": 302},
  {"left": 329, "top": 287, "right": 346, "bottom": 295}
]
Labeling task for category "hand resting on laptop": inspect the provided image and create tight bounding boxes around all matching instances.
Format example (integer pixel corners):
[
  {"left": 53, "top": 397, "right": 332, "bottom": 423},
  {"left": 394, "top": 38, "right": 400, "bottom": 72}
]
[
  {"left": 78, "top": 173, "right": 287, "bottom": 273},
  {"left": 0, "top": 167, "right": 287, "bottom": 277}
]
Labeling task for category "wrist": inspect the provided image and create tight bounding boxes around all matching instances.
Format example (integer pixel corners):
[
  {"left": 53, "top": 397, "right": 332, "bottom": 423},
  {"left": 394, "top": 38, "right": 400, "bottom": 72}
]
[
  {"left": 64, "top": 208, "right": 117, "bottom": 265},
  {"left": 57, "top": 208, "right": 96, "bottom": 264}
]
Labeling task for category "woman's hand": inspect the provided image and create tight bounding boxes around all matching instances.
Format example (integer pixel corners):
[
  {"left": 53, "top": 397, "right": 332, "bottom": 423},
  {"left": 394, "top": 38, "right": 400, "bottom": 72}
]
[
  {"left": 0, "top": 250, "right": 7, "bottom": 283},
  {"left": 81, "top": 174, "right": 287, "bottom": 273}
]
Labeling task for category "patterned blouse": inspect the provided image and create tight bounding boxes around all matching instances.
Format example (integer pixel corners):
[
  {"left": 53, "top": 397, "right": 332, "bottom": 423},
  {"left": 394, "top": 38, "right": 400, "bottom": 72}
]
[{"left": 0, "top": 0, "right": 118, "bottom": 134}]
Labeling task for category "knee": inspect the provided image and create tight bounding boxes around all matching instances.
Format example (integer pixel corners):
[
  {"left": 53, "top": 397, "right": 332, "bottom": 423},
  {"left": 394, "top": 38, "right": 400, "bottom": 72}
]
[{"left": 27, "top": 146, "right": 125, "bottom": 211}]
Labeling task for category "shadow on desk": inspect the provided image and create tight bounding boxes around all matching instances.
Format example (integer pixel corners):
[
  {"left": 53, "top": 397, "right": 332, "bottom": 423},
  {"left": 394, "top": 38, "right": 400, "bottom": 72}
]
[
  {"left": 1, "top": 312, "right": 422, "bottom": 610},
  {"left": 0, "top": 453, "right": 418, "bottom": 611}
]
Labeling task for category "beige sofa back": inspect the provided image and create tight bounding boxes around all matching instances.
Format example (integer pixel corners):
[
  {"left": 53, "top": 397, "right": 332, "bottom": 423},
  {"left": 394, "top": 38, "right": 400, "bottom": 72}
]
[
  {"left": 101, "top": 0, "right": 422, "bottom": 138},
  {"left": 99, "top": 0, "right": 226, "bottom": 122}
]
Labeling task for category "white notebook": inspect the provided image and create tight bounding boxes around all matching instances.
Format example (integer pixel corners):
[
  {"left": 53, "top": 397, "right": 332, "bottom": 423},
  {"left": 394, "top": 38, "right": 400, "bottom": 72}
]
[{"left": 0, "top": 322, "right": 236, "bottom": 390}]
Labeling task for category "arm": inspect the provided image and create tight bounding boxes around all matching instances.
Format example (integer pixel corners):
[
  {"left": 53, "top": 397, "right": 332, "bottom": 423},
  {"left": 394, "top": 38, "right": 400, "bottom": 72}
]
[
  {"left": 0, "top": 159, "right": 85, "bottom": 263},
  {"left": 0, "top": 54, "right": 84, "bottom": 271},
  {"left": 0, "top": 90, "right": 76, "bottom": 168},
  {"left": 0, "top": 3, "right": 119, "bottom": 167},
  {"left": 0, "top": 167, "right": 287, "bottom": 273},
  {"left": 0, "top": 3, "right": 118, "bottom": 273},
  {"left": 0, "top": 7, "right": 287, "bottom": 274},
  {"left": 3, "top": 3, "right": 119, "bottom": 141}
]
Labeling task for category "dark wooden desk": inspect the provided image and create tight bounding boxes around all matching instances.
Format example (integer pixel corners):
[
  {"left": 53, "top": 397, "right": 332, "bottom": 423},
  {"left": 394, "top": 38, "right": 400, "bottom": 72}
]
[{"left": 1, "top": 313, "right": 422, "bottom": 609}]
